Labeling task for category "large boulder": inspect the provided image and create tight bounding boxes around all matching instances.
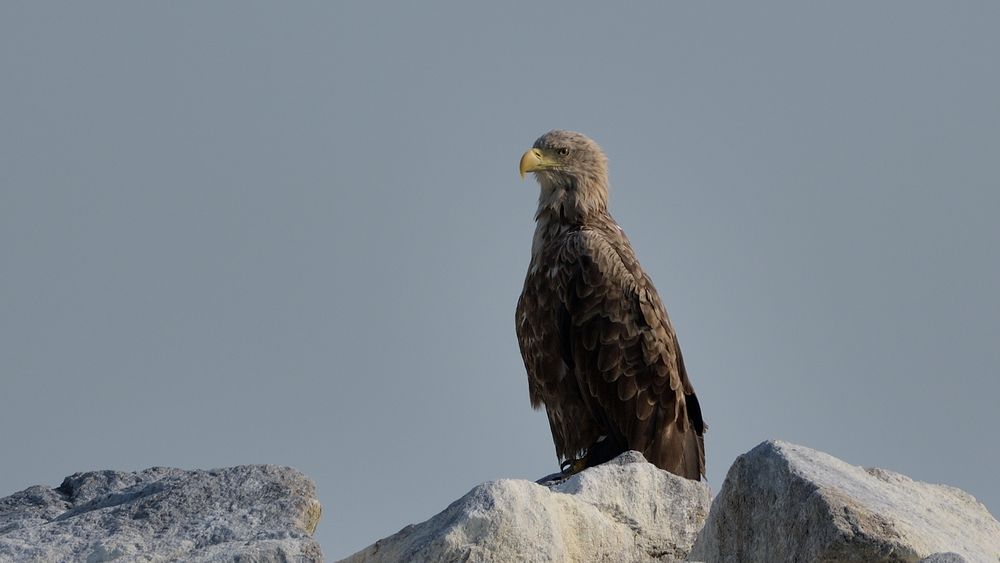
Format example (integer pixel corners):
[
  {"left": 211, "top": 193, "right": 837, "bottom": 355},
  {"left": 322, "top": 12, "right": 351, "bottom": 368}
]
[
  {"left": 339, "top": 451, "right": 710, "bottom": 563},
  {"left": 689, "top": 440, "right": 1000, "bottom": 563},
  {"left": 0, "top": 465, "right": 323, "bottom": 562}
]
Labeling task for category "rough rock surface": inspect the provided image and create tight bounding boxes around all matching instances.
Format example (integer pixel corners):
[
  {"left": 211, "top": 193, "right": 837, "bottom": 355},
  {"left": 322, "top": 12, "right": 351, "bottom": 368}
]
[
  {"left": 689, "top": 440, "right": 1000, "bottom": 563},
  {"left": 0, "top": 465, "right": 323, "bottom": 562},
  {"left": 918, "top": 554, "right": 969, "bottom": 563},
  {"left": 339, "top": 451, "right": 710, "bottom": 563}
]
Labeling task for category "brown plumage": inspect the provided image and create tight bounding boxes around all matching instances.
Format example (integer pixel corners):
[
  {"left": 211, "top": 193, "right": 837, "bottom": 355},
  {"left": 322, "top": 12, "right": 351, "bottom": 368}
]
[{"left": 515, "top": 130, "right": 705, "bottom": 480}]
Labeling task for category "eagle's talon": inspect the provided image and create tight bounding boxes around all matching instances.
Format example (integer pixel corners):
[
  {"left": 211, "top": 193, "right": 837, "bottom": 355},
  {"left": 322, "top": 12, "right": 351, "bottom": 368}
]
[{"left": 560, "top": 458, "right": 588, "bottom": 475}]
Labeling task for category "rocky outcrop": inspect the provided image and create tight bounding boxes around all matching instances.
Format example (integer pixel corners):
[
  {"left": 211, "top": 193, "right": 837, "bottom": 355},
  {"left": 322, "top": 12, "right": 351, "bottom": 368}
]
[
  {"left": 7, "top": 442, "right": 992, "bottom": 562},
  {"left": 0, "top": 465, "right": 323, "bottom": 562},
  {"left": 339, "top": 451, "right": 710, "bottom": 563},
  {"left": 689, "top": 440, "right": 1000, "bottom": 563}
]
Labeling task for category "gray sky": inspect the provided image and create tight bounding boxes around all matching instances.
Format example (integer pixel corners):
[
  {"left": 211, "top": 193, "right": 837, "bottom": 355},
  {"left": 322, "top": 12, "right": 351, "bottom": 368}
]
[{"left": 2, "top": 2, "right": 998, "bottom": 560}]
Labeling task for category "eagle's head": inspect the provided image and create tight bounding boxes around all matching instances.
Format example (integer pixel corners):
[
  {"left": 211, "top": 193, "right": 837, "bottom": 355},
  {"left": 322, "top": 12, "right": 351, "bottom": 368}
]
[{"left": 519, "top": 130, "right": 610, "bottom": 223}]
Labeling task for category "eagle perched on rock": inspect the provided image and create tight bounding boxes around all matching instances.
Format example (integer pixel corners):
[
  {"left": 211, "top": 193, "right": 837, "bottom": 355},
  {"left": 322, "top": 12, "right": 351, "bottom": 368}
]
[{"left": 516, "top": 130, "right": 705, "bottom": 480}]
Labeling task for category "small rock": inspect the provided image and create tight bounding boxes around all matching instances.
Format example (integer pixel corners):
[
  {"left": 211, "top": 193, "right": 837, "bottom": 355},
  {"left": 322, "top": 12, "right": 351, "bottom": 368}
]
[{"left": 919, "top": 553, "right": 969, "bottom": 563}]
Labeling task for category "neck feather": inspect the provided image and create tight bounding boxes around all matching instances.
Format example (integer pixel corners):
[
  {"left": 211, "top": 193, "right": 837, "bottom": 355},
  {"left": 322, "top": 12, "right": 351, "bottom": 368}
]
[{"left": 534, "top": 173, "right": 609, "bottom": 226}]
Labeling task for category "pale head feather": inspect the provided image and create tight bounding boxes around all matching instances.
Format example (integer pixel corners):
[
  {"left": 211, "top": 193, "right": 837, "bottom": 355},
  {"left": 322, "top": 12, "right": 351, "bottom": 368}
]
[{"left": 530, "top": 130, "right": 610, "bottom": 224}]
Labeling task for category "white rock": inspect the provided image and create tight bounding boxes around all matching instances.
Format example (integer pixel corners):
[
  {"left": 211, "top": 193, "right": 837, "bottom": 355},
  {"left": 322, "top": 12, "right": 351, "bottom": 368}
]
[
  {"left": 0, "top": 465, "right": 323, "bottom": 562},
  {"left": 689, "top": 441, "right": 1000, "bottom": 563},
  {"left": 339, "top": 451, "right": 710, "bottom": 563}
]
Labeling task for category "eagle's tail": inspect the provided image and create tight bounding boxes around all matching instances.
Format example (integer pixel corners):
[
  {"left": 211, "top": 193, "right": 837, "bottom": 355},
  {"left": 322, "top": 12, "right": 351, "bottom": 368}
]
[
  {"left": 646, "top": 411, "right": 706, "bottom": 481},
  {"left": 683, "top": 424, "right": 706, "bottom": 481}
]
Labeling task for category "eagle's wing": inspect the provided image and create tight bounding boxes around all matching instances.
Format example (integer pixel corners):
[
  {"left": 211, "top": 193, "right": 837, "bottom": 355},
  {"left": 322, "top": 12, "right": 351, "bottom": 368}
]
[
  {"left": 517, "top": 261, "right": 604, "bottom": 464},
  {"left": 562, "top": 228, "right": 705, "bottom": 479}
]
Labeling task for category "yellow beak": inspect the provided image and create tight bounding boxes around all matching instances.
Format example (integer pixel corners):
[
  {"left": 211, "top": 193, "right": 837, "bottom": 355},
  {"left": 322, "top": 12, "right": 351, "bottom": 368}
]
[{"left": 519, "top": 148, "right": 546, "bottom": 179}]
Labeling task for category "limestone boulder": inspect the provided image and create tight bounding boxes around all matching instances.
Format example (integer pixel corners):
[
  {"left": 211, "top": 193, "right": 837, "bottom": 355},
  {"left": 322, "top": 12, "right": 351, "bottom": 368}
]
[
  {"left": 689, "top": 441, "right": 1000, "bottom": 563},
  {"left": 0, "top": 464, "right": 323, "bottom": 562},
  {"left": 339, "top": 451, "right": 710, "bottom": 563}
]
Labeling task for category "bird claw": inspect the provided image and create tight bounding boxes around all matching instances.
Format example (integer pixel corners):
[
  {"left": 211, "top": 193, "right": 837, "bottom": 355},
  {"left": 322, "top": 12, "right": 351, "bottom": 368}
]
[{"left": 559, "top": 457, "right": 588, "bottom": 475}]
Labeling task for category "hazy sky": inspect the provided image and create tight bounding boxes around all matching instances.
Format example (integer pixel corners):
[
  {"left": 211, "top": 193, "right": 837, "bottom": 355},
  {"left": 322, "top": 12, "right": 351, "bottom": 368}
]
[{"left": 2, "top": 2, "right": 998, "bottom": 560}]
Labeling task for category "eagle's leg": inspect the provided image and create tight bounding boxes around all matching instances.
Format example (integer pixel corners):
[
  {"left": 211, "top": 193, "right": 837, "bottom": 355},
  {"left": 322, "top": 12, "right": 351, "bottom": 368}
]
[
  {"left": 557, "top": 438, "right": 628, "bottom": 476},
  {"left": 573, "top": 435, "right": 628, "bottom": 471}
]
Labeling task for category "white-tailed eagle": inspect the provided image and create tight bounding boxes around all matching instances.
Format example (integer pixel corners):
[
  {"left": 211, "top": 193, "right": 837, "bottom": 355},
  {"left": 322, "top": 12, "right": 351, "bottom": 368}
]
[{"left": 516, "top": 130, "right": 705, "bottom": 480}]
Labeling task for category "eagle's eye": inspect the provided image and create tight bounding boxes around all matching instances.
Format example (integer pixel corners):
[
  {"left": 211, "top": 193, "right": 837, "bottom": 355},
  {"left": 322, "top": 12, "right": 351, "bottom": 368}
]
[{"left": 557, "top": 147, "right": 570, "bottom": 156}]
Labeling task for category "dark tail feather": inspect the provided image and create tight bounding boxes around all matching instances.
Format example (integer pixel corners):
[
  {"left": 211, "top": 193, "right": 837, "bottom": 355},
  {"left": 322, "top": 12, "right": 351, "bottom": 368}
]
[
  {"left": 644, "top": 421, "right": 704, "bottom": 481},
  {"left": 684, "top": 425, "right": 706, "bottom": 480}
]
